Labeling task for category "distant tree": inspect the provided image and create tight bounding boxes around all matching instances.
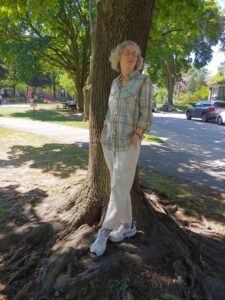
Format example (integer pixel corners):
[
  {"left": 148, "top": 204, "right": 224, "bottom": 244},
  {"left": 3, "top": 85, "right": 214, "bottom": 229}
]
[
  {"left": 186, "top": 67, "right": 208, "bottom": 93},
  {"left": 58, "top": 71, "right": 77, "bottom": 98},
  {"left": 0, "top": 62, "right": 8, "bottom": 81},
  {"left": 0, "top": 0, "right": 93, "bottom": 111},
  {"left": 146, "top": 0, "right": 225, "bottom": 104},
  {"left": 28, "top": 72, "right": 52, "bottom": 89},
  {"left": 0, "top": 61, "right": 8, "bottom": 90},
  {"left": 187, "top": 77, "right": 197, "bottom": 93},
  {"left": 209, "top": 62, "right": 225, "bottom": 83}
]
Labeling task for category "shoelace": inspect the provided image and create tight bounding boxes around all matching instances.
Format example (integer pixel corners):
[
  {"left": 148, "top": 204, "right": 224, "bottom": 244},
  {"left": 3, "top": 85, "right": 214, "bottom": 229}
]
[
  {"left": 97, "top": 229, "right": 109, "bottom": 240},
  {"left": 114, "top": 224, "right": 130, "bottom": 234}
]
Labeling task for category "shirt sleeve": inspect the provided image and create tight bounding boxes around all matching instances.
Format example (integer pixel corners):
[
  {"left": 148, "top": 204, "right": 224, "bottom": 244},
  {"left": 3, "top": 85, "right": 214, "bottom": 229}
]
[
  {"left": 137, "top": 76, "right": 153, "bottom": 131},
  {"left": 103, "top": 81, "right": 115, "bottom": 126},
  {"left": 103, "top": 108, "right": 110, "bottom": 125}
]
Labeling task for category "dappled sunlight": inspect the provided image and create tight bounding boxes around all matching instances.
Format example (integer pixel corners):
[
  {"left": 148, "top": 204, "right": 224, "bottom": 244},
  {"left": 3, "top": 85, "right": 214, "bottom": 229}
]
[
  {"left": 140, "top": 141, "right": 225, "bottom": 192},
  {"left": 0, "top": 183, "right": 48, "bottom": 253},
  {"left": 1, "top": 143, "right": 88, "bottom": 179}
]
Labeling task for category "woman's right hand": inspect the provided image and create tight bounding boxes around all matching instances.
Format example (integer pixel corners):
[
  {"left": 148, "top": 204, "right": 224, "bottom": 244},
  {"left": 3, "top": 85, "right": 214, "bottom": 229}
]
[{"left": 130, "top": 133, "right": 140, "bottom": 149}]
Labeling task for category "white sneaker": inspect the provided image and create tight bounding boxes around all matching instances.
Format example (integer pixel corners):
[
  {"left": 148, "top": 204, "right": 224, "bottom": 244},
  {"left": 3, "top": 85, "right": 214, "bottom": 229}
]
[
  {"left": 90, "top": 228, "right": 109, "bottom": 256},
  {"left": 109, "top": 223, "right": 136, "bottom": 243}
]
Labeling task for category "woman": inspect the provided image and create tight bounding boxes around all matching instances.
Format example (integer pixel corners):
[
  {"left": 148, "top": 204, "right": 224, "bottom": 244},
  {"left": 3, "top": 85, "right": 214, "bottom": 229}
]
[{"left": 90, "top": 40, "right": 152, "bottom": 256}]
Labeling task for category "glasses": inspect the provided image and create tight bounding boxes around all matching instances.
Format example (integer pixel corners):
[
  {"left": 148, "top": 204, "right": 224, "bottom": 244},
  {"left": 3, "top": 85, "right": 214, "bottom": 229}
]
[{"left": 122, "top": 50, "right": 138, "bottom": 58}]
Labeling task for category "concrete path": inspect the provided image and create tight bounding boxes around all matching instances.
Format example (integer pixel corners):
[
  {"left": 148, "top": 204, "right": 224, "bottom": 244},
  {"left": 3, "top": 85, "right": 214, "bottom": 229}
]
[{"left": 0, "top": 117, "right": 89, "bottom": 145}]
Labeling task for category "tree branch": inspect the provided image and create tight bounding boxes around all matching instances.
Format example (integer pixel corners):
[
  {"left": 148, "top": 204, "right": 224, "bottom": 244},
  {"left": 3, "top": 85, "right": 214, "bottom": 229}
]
[{"left": 162, "top": 28, "right": 187, "bottom": 36}]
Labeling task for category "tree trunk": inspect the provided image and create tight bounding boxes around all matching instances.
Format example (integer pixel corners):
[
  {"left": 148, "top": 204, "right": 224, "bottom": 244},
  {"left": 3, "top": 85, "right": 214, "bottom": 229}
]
[
  {"left": 12, "top": 84, "right": 16, "bottom": 97},
  {"left": 75, "top": 80, "right": 84, "bottom": 112},
  {"left": 166, "top": 59, "right": 175, "bottom": 105},
  {"left": 82, "top": 0, "right": 95, "bottom": 121},
  {"left": 52, "top": 81, "right": 56, "bottom": 99},
  {"left": 83, "top": 81, "right": 91, "bottom": 121}
]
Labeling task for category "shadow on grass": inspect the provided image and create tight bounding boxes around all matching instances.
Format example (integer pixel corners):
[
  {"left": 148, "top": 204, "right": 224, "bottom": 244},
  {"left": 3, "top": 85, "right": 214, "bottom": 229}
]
[
  {"left": 0, "top": 142, "right": 88, "bottom": 179},
  {"left": 0, "top": 183, "right": 57, "bottom": 299},
  {"left": 10, "top": 108, "right": 84, "bottom": 123},
  {"left": 140, "top": 166, "right": 225, "bottom": 228},
  {"left": 0, "top": 184, "right": 48, "bottom": 252}
]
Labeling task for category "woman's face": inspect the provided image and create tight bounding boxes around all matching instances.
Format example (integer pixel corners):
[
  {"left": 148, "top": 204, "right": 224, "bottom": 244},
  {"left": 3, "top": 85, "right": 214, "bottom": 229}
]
[{"left": 119, "top": 44, "right": 139, "bottom": 72}]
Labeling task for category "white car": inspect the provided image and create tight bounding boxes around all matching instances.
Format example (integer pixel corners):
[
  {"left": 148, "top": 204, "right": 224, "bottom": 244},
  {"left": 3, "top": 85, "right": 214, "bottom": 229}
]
[{"left": 216, "top": 110, "right": 225, "bottom": 125}]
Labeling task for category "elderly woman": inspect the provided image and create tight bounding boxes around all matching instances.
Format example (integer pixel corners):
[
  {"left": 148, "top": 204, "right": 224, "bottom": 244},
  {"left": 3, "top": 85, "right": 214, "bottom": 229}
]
[{"left": 90, "top": 40, "right": 152, "bottom": 256}]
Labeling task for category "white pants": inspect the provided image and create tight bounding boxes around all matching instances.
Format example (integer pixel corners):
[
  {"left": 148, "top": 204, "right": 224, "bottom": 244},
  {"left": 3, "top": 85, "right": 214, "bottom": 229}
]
[{"left": 102, "top": 144, "right": 141, "bottom": 230}]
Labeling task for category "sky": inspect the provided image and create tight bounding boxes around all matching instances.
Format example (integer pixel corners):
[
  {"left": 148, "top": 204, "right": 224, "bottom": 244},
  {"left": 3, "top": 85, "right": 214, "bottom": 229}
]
[
  {"left": 206, "top": 0, "right": 225, "bottom": 76},
  {"left": 206, "top": 44, "right": 225, "bottom": 76}
]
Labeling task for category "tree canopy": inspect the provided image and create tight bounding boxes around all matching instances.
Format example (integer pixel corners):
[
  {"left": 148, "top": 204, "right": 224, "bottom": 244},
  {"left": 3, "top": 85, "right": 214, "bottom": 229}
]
[
  {"left": 0, "top": 0, "right": 93, "bottom": 109},
  {"left": 146, "top": 0, "right": 225, "bottom": 104}
]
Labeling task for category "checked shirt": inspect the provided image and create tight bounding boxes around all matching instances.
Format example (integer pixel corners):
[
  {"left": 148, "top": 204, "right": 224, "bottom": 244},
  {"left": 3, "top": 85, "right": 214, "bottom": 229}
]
[{"left": 100, "top": 70, "right": 152, "bottom": 151}]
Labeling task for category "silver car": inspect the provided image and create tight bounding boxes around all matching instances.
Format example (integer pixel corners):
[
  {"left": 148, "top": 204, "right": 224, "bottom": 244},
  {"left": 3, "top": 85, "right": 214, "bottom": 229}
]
[
  {"left": 216, "top": 110, "right": 225, "bottom": 125},
  {"left": 186, "top": 100, "right": 225, "bottom": 122}
]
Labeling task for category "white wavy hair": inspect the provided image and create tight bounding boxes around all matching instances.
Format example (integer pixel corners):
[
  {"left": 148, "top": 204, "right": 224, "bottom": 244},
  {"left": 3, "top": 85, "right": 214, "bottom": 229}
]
[{"left": 109, "top": 40, "right": 143, "bottom": 72}]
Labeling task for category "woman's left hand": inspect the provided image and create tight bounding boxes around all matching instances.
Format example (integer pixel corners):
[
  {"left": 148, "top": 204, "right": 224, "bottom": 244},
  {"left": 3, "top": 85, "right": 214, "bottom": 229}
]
[{"left": 130, "top": 133, "right": 140, "bottom": 149}]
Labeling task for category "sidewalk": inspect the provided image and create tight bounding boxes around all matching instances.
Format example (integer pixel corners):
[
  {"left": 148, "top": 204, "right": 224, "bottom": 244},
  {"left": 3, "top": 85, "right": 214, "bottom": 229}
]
[
  {"left": 0, "top": 117, "right": 154, "bottom": 148},
  {"left": 0, "top": 117, "right": 89, "bottom": 145}
]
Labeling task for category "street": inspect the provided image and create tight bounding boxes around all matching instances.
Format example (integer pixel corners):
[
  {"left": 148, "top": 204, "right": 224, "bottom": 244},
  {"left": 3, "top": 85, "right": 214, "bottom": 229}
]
[{"left": 140, "top": 112, "right": 225, "bottom": 192}]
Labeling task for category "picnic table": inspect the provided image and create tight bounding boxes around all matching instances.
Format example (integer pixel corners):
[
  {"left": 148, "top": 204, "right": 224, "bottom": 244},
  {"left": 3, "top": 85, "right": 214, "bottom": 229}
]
[{"left": 57, "top": 102, "right": 77, "bottom": 111}]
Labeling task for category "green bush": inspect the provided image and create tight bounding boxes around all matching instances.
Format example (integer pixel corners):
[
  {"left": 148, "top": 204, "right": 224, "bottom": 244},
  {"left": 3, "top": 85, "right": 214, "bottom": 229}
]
[
  {"left": 193, "top": 86, "right": 208, "bottom": 100},
  {"left": 176, "top": 86, "right": 209, "bottom": 105},
  {"left": 153, "top": 87, "right": 167, "bottom": 106}
]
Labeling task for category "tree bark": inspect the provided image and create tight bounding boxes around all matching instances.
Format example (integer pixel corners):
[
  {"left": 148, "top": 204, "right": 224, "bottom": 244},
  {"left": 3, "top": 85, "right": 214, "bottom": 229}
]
[
  {"left": 52, "top": 81, "right": 56, "bottom": 99},
  {"left": 83, "top": 81, "right": 91, "bottom": 121},
  {"left": 75, "top": 77, "right": 84, "bottom": 111},
  {"left": 166, "top": 59, "right": 175, "bottom": 105},
  {"left": 82, "top": 0, "right": 95, "bottom": 121}
]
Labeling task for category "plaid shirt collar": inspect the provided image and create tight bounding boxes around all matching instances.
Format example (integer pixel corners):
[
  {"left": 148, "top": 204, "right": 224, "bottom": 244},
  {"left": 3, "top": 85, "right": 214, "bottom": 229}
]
[{"left": 117, "top": 70, "right": 140, "bottom": 83}]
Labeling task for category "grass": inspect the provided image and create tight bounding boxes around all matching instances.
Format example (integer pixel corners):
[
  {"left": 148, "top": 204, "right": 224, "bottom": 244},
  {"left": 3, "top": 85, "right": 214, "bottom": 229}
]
[
  {"left": 0, "top": 104, "right": 89, "bottom": 129},
  {"left": 144, "top": 133, "right": 164, "bottom": 143},
  {"left": 0, "top": 208, "right": 11, "bottom": 217},
  {"left": 0, "top": 127, "right": 88, "bottom": 177},
  {"left": 139, "top": 166, "right": 225, "bottom": 232},
  {"left": 157, "top": 104, "right": 190, "bottom": 113},
  {"left": 0, "top": 127, "right": 58, "bottom": 150},
  {"left": 170, "top": 104, "right": 190, "bottom": 112},
  {"left": 139, "top": 167, "right": 193, "bottom": 200}
]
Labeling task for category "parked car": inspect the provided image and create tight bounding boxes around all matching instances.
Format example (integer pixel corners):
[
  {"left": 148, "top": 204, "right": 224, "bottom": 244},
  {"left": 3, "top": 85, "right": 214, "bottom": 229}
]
[
  {"left": 186, "top": 100, "right": 225, "bottom": 122},
  {"left": 216, "top": 110, "right": 225, "bottom": 125}
]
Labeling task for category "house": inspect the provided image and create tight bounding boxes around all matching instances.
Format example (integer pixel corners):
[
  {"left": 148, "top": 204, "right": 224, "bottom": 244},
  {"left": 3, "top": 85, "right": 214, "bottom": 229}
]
[
  {"left": 209, "top": 82, "right": 225, "bottom": 100},
  {"left": 177, "top": 75, "right": 192, "bottom": 93}
]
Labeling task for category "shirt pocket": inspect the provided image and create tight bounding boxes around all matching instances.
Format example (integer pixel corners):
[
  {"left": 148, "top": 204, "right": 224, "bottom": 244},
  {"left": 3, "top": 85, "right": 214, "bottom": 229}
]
[
  {"left": 122, "top": 90, "right": 137, "bottom": 112},
  {"left": 108, "top": 90, "right": 118, "bottom": 111}
]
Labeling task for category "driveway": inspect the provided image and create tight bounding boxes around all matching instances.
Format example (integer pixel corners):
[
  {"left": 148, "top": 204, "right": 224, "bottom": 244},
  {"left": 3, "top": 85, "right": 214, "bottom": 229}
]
[{"left": 0, "top": 114, "right": 224, "bottom": 192}]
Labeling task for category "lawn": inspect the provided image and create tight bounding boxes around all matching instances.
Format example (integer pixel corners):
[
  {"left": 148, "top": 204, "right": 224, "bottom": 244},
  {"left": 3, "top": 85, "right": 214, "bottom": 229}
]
[{"left": 0, "top": 104, "right": 89, "bottom": 129}]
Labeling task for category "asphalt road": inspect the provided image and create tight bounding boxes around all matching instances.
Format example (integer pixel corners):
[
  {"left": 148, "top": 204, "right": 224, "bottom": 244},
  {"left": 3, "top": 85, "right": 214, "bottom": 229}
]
[{"left": 140, "top": 112, "right": 225, "bottom": 192}]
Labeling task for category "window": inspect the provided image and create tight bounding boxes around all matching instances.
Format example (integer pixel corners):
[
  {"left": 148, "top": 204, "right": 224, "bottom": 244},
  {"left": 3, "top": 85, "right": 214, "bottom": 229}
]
[{"left": 214, "top": 102, "right": 225, "bottom": 108}]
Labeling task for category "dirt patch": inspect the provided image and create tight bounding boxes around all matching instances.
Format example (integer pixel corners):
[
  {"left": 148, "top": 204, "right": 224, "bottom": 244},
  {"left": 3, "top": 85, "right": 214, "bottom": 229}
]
[{"left": 0, "top": 128, "right": 87, "bottom": 251}]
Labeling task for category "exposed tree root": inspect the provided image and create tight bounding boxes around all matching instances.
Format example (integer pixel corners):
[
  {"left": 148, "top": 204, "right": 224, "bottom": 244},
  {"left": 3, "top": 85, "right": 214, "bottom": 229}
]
[
  {"left": 1, "top": 188, "right": 225, "bottom": 300},
  {"left": 58, "top": 181, "right": 106, "bottom": 230}
]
